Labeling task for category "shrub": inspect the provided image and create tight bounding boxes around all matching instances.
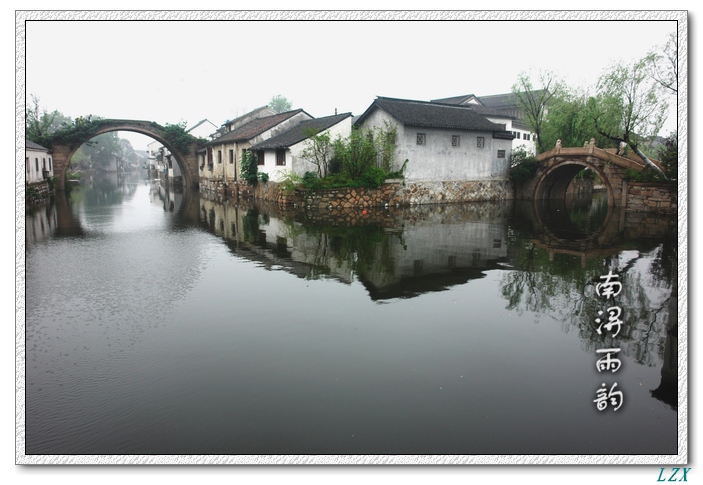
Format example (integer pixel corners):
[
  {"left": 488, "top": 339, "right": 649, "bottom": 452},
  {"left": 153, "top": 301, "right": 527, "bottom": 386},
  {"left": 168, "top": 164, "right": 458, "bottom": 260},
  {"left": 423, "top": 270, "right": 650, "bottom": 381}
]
[
  {"left": 508, "top": 147, "right": 540, "bottom": 184},
  {"left": 278, "top": 172, "right": 303, "bottom": 193},
  {"left": 361, "top": 166, "right": 387, "bottom": 188},
  {"left": 257, "top": 172, "right": 269, "bottom": 183},
  {"left": 302, "top": 171, "right": 323, "bottom": 189},
  {"left": 240, "top": 151, "right": 258, "bottom": 185}
]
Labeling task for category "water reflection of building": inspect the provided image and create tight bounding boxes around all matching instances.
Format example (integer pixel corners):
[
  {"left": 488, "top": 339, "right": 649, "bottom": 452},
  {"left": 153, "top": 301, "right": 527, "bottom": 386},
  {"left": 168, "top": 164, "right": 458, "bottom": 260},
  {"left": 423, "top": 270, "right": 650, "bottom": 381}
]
[
  {"left": 25, "top": 203, "right": 58, "bottom": 250},
  {"left": 358, "top": 208, "right": 508, "bottom": 300},
  {"left": 197, "top": 197, "right": 510, "bottom": 300},
  {"left": 150, "top": 179, "right": 184, "bottom": 212}
]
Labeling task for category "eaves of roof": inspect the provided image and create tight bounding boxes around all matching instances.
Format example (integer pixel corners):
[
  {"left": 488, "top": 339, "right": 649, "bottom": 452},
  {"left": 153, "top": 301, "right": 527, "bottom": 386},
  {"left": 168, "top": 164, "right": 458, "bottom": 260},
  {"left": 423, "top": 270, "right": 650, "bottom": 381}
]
[
  {"left": 356, "top": 97, "right": 504, "bottom": 133},
  {"left": 250, "top": 113, "right": 353, "bottom": 151},
  {"left": 209, "top": 109, "right": 310, "bottom": 145}
]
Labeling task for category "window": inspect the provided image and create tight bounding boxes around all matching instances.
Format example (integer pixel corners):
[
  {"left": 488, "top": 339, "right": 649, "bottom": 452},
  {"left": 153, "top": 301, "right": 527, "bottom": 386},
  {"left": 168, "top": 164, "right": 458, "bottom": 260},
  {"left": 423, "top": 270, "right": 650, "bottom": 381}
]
[
  {"left": 416, "top": 133, "right": 426, "bottom": 146},
  {"left": 497, "top": 150, "right": 506, "bottom": 159},
  {"left": 257, "top": 151, "right": 265, "bottom": 166},
  {"left": 276, "top": 149, "right": 286, "bottom": 166},
  {"left": 48, "top": 157, "right": 52, "bottom": 171},
  {"left": 477, "top": 137, "right": 485, "bottom": 148},
  {"left": 217, "top": 150, "right": 222, "bottom": 164},
  {"left": 35, "top": 158, "right": 39, "bottom": 172},
  {"left": 229, "top": 150, "right": 234, "bottom": 164},
  {"left": 526, "top": 134, "right": 531, "bottom": 141},
  {"left": 452, "top": 135, "right": 460, "bottom": 147}
]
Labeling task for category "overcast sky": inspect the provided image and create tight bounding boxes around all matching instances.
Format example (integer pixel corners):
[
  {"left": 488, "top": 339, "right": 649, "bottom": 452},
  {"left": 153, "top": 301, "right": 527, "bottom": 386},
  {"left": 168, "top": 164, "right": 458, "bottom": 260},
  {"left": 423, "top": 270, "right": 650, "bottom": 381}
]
[{"left": 23, "top": 13, "right": 680, "bottom": 150}]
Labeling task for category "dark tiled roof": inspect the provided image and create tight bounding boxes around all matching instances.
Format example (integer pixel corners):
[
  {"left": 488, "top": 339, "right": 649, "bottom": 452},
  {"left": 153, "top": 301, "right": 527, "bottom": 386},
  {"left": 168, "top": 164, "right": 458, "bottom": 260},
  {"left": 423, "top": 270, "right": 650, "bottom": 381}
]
[
  {"left": 356, "top": 97, "right": 503, "bottom": 132},
  {"left": 466, "top": 104, "right": 514, "bottom": 118},
  {"left": 250, "top": 113, "right": 352, "bottom": 150},
  {"left": 26, "top": 140, "right": 49, "bottom": 151},
  {"left": 431, "top": 94, "right": 476, "bottom": 105},
  {"left": 222, "top": 106, "right": 271, "bottom": 127},
  {"left": 209, "top": 109, "right": 308, "bottom": 145}
]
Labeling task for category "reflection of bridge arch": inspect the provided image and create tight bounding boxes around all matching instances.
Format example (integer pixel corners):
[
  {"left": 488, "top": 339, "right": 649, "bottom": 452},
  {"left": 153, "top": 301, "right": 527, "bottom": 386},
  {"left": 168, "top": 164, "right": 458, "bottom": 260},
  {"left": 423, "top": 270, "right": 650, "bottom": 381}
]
[
  {"left": 48, "top": 119, "right": 201, "bottom": 192},
  {"left": 527, "top": 140, "right": 661, "bottom": 209},
  {"left": 530, "top": 201, "right": 626, "bottom": 268},
  {"left": 533, "top": 195, "right": 615, "bottom": 243}
]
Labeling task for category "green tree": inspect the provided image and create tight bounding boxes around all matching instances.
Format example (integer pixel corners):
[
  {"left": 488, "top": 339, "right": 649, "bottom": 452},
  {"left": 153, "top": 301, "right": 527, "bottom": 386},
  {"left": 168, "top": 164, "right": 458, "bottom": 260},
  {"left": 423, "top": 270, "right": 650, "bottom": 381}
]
[
  {"left": 374, "top": 120, "right": 397, "bottom": 172},
  {"left": 240, "top": 150, "right": 258, "bottom": 185},
  {"left": 69, "top": 146, "right": 91, "bottom": 169},
  {"left": 539, "top": 89, "right": 610, "bottom": 151},
  {"left": 300, "top": 128, "right": 333, "bottom": 178},
  {"left": 589, "top": 57, "right": 669, "bottom": 178},
  {"left": 332, "top": 128, "right": 377, "bottom": 180},
  {"left": 657, "top": 131, "right": 678, "bottom": 182},
  {"left": 512, "top": 70, "right": 562, "bottom": 154},
  {"left": 268, "top": 95, "right": 292, "bottom": 113},
  {"left": 26, "top": 94, "right": 73, "bottom": 143},
  {"left": 82, "top": 132, "right": 122, "bottom": 167}
]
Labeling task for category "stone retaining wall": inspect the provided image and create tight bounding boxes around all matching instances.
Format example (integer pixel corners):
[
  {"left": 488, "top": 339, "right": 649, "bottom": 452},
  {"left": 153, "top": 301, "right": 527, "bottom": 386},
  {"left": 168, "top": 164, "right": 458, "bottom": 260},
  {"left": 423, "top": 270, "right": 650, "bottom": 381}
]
[
  {"left": 26, "top": 180, "right": 53, "bottom": 202},
  {"left": 272, "top": 179, "right": 512, "bottom": 210},
  {"left": 626, "top": 182, "right": 677, "bottom": 214},
  {"left": 401, "top": 180, "right": 511, "bottom": 205}
]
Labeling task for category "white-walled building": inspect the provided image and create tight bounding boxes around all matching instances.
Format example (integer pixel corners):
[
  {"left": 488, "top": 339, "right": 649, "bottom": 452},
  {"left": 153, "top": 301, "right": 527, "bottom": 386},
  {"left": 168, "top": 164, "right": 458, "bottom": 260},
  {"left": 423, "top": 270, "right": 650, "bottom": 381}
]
[
  {"left": 200, "top": 109, "right": 313, "bottom": 189},
  {"left": 249, "top": 113, "right": 353, "bottom": 182},
  {"left": 354, "top": 97, "right": 514, "bottom": 183},
  {"left": 432, "top": 92, "right": 540, "bottom": 155},
  {"left": 25, "top": 140, "right": 53, "bottom": 184}
]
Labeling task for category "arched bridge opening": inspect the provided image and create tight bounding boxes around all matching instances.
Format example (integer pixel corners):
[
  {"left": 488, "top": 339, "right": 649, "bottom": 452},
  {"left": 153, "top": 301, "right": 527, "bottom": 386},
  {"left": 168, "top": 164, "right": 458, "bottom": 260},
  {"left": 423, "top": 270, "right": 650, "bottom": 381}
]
[
  {"left": 48, "top": 119, "right": 201, "bottom": 193},
  {"left": 534, "top": 161, "right": 609, "bottom": 204}
]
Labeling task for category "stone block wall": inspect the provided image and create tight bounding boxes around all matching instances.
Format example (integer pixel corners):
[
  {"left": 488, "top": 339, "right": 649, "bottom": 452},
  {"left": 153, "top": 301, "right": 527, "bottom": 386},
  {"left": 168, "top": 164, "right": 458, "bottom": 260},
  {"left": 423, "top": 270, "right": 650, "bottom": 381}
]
[
  {"left": 626, "top": 182, "right": 677, "bottom": 214},
  {"left": 401, "top": 180, "right": 512, "bottom": 205},
  {"left": 273, "top": 179, "right": 512, "bottom": 210}
]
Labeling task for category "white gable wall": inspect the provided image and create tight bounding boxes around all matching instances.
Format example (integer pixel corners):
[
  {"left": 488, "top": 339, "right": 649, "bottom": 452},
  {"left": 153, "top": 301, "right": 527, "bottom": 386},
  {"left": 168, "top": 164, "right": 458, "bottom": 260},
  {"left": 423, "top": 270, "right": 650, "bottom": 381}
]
[
  {"left": 26, "top": 147, "right": 53, "bottom": 184},
  {"left": 358, "top": 107, "right": 511, "bottom": 183},
  {"left": 257, "top": 116, "right": 353, "bottom": 183}
]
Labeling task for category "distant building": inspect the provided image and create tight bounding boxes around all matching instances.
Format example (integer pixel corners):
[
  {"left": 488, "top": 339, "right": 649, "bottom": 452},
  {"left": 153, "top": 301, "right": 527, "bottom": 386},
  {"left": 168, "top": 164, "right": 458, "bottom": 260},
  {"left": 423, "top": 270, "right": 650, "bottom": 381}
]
[{"left": 147, "top": 119, "right": 218, "bottom": 186}]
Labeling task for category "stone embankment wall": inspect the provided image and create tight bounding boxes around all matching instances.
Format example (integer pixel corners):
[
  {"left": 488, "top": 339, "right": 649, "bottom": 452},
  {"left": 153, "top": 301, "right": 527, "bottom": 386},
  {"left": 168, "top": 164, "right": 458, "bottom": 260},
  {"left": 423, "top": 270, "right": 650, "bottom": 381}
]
[
  {"left": 626, "top": 182, "right": 677, "bottom": 214},
  {"left": 266, "top": 179, "right": 512, "bottom": 210},
  {"left": 26, "top": 180, "right": 53, "bottom": 202}
]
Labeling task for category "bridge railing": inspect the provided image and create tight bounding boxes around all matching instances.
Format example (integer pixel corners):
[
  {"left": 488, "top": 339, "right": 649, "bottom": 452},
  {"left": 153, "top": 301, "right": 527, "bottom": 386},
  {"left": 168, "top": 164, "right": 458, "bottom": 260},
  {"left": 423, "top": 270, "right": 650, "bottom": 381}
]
[{"left": 536, "top": 140, "right": 662, "bottom": 172}]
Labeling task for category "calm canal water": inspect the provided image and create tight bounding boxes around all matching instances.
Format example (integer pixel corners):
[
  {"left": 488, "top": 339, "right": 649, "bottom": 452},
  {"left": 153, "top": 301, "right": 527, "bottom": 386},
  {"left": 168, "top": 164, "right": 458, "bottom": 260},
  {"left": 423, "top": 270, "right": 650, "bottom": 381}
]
[{"left": 24, "top": 172, "right": 679, "bottom": 456}]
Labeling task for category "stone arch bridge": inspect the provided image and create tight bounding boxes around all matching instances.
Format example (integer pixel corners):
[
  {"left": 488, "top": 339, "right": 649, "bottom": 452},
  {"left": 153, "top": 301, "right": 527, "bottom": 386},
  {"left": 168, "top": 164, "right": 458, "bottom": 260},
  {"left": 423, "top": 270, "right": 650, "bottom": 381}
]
[
  {"left": 518, "top": 138, "right": 664, "bottom": 210},
  {"left": 49, "top": 119, "right": 202, "bottom": 191}
]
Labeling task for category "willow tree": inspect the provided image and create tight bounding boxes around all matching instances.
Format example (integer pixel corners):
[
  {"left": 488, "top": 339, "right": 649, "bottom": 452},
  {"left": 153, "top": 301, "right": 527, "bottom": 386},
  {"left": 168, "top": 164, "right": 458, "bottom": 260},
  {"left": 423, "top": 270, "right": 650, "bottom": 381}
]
[
  {"left": 590, "top": 57, "right": 669, "bottom": 178},
  {"left": 648, "top": 32, "right": 678, "bottom": 95}
]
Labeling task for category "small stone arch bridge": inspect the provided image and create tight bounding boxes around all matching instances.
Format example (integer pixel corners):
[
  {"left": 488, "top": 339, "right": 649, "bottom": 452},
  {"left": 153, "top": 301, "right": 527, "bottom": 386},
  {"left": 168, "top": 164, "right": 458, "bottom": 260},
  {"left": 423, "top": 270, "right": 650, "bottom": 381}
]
[
  {"left": 519, "top": 139, "right": 664, "bottom": 209},
  {"left": 49, "top": 119, "right": 201, "bottom": 191}
]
